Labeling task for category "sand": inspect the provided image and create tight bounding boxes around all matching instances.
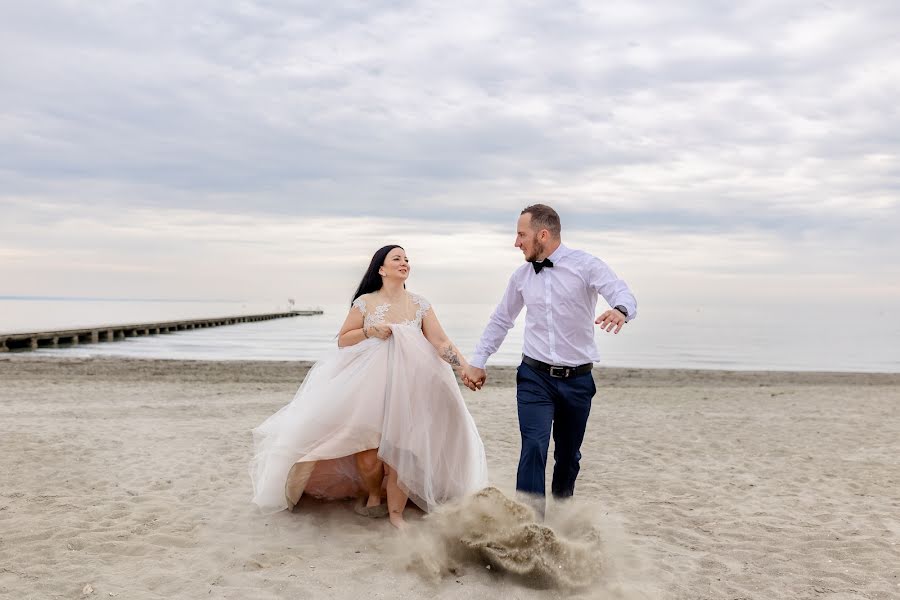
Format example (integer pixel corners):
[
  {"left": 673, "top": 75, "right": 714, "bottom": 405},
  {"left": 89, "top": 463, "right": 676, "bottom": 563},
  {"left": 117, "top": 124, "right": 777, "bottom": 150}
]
[{"left": 1, "top": 356, "right": 899, "bottom": 599}]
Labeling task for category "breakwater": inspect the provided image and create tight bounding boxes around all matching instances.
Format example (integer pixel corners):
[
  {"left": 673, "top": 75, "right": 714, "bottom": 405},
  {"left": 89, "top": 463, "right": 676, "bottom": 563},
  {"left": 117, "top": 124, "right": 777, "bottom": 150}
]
[{"left": 0, "top": 310, "right": 323, "bottom": 352}]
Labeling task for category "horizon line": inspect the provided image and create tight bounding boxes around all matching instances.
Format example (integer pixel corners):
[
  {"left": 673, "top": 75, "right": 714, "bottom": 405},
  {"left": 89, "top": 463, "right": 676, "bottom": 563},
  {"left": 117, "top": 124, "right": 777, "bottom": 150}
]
[{"left": 0, "top": 295, "right": 249, "bottom": 303}]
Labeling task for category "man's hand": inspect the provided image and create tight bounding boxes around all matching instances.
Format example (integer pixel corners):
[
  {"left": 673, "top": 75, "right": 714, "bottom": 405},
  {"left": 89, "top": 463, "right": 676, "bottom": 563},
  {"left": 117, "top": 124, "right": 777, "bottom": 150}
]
[
  {"left": 461, "top": 365, "right": 487, "bottom": 390},
  {"left": 460, "top": 373, "right": 478, "bottom": 391},
  {"left": 595, "top": 308, "right": 626, "bottom": 334}
]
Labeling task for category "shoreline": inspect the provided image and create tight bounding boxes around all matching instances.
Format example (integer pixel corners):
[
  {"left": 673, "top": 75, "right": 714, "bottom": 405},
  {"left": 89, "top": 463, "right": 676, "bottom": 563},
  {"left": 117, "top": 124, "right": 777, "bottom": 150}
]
[{"left": 3, "top": 354, "right": 899, "bottom": 387}]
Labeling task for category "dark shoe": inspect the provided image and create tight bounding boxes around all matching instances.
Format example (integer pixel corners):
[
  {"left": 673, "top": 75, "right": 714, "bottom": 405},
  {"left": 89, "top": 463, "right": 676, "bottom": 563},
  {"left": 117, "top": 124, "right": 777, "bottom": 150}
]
[{"left": 354, "top": 498, "right": 388, "bottom": 518}]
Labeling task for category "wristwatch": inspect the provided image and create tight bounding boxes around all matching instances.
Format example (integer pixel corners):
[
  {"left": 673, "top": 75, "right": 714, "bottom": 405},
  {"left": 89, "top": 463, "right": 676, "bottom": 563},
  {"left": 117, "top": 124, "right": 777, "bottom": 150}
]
[{"left": 613, "top": 305, "right": 628, "bottom": 318}]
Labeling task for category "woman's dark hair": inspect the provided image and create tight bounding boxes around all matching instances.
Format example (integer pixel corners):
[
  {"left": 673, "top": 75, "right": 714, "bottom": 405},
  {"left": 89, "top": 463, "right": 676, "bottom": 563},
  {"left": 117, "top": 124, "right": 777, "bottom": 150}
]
[{"left": 351, "top": 245, "right": 404, "bottom": 304}]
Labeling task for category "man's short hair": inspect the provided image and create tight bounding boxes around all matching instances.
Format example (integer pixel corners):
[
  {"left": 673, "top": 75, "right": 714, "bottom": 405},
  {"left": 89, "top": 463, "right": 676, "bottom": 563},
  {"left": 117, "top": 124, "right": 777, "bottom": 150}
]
[{"left": 521, "top": 204, "right": 561, "bottom": 238}]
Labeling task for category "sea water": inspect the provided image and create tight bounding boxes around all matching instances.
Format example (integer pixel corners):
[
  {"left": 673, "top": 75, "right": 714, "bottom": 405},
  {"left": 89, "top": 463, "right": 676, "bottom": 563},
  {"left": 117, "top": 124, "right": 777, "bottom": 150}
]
[{"left": 1, "top": 297, "right": 897, "bottom": 372}]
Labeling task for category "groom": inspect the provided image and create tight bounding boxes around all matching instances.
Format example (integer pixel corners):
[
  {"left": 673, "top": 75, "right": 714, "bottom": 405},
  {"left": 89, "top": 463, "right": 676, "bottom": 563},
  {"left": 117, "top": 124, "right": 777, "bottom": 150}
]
[{"left": 463, "top": 204, "right": 637, "bottom": 512}]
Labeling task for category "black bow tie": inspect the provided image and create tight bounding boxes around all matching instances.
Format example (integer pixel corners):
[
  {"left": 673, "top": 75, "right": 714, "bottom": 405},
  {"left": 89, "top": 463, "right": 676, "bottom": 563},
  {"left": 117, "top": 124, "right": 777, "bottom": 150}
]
[{"left": 532, "top": 259, "right": 553, "bottom": 274}]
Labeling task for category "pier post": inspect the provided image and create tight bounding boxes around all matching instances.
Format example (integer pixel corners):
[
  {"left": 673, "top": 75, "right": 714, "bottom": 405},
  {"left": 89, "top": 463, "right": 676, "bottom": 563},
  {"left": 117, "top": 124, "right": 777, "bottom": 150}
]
[
  {"left": 31, "top": 337, "right": 38, "bottom": 350},
  {"left": 91, "top": 331, "right": 100, "bottom": 343}
]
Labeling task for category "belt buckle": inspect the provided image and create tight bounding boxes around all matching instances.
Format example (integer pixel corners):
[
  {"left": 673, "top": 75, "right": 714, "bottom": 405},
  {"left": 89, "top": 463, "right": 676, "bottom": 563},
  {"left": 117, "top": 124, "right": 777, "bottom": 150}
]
[{"left": 549, "top": 365, "right": 567, "bottom": 378}]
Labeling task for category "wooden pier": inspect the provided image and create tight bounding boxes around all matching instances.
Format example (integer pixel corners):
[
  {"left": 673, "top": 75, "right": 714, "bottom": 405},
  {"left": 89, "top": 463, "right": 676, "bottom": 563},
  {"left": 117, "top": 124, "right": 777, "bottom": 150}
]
[{"left": 0, "top": 310, "right": 323, "bottom": 352}]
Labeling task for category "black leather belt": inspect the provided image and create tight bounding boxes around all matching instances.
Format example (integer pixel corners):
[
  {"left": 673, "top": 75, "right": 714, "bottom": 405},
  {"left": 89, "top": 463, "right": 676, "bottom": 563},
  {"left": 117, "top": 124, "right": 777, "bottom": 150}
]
[{"left": 522, "top": 355, "right": 593, "bottom": 379}]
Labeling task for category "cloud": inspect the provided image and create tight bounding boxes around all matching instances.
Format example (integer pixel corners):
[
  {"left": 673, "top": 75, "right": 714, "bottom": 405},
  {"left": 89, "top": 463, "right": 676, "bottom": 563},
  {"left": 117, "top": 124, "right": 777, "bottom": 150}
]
[{"left": 1, "top": 1, "right": 898, "bottom": 302}]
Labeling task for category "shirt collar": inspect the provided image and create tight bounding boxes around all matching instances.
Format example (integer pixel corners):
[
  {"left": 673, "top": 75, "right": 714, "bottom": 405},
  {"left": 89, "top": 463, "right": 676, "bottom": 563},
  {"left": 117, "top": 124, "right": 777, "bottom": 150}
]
[{"left": 546, "top": 243, "right": 569, "bottom": 264}]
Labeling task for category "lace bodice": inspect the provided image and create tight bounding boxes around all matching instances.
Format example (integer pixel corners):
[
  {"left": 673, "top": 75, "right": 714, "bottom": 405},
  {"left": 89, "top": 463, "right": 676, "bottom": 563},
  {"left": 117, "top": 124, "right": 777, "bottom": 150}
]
[{"left": 353, "top": 292, "right": 431, "bottom": 329}]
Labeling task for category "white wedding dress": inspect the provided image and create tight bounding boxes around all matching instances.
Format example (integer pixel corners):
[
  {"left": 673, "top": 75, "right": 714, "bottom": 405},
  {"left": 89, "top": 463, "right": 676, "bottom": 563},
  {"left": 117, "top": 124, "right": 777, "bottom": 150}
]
[{"left": 249, "top": 292, "right": 489, "bottom": 514}]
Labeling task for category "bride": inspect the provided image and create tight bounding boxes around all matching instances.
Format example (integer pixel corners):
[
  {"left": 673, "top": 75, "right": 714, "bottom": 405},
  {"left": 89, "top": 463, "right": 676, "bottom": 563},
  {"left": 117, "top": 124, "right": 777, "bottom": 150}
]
[{"left": 250, "top": 244, "right": 489, "bottom": 528}]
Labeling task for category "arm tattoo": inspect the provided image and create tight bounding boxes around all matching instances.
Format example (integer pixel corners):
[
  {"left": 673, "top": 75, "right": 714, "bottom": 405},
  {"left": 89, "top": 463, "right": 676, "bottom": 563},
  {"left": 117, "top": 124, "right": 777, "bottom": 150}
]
[{"left": 441, "top": 345, "right": 462, "bottom": 367}]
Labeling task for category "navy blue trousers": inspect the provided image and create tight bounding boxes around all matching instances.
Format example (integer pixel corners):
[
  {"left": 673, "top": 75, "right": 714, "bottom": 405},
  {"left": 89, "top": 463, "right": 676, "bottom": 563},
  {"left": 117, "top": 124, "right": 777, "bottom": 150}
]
[{"left": 515, "top": 362, "right": 596, "bottom": 498}]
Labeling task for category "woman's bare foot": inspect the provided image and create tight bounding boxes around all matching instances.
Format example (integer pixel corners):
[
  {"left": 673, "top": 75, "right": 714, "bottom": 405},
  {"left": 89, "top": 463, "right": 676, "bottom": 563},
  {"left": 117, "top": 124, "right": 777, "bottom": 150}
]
[{"left": 389, "top": 511, "right": 407, "bottom": 530}]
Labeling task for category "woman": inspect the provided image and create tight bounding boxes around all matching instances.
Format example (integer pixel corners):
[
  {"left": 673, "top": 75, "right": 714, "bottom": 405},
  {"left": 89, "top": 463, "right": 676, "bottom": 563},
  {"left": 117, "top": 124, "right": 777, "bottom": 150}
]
[{"left": 250, "top": 245, "right": 489, "bottom": 528}]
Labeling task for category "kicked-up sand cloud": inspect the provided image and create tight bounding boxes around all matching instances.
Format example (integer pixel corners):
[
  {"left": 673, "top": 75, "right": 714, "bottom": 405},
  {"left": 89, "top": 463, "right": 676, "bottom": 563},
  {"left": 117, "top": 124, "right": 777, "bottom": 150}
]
[{"left": 396, "top": 486, "right": 630, "bottom": 591}]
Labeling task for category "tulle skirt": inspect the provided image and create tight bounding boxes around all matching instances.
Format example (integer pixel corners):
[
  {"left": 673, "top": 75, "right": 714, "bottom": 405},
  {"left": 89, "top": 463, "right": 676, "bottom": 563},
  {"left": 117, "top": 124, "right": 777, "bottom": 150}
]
[{"left": 249, "top": 324, "right": 489, "bottom": 514}]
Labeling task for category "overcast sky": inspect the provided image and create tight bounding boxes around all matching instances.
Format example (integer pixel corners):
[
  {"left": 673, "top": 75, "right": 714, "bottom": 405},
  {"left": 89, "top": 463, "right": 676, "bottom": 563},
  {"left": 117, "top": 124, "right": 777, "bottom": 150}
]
[{"left": 1, "top": 1, "right": 898, "bottom": 308}]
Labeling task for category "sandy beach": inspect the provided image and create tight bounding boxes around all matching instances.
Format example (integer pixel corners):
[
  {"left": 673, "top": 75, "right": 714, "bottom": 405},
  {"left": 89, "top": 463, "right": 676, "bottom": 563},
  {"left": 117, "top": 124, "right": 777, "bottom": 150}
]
[{"left": 1, "top": 356, "right": 898, "bottom": 599}]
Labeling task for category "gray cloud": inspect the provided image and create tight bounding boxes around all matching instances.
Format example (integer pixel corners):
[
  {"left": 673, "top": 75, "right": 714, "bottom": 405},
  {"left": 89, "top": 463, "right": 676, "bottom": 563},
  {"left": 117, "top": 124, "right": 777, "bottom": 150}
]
[{"left": 1, "top": 0, "right": 899, "bottom": 302}]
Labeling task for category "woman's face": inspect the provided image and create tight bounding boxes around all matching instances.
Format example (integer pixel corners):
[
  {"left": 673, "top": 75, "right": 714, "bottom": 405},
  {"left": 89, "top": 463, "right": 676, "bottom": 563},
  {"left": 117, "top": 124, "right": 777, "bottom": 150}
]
[{"left": 380, "top": 248, "right": 410, "bottom": 281}]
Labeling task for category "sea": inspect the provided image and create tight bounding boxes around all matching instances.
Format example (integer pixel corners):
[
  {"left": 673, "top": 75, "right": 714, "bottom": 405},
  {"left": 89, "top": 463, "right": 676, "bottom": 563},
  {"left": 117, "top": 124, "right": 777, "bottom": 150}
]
[{"left": 1, "top": 297, "right": 898, "bottom": 372}]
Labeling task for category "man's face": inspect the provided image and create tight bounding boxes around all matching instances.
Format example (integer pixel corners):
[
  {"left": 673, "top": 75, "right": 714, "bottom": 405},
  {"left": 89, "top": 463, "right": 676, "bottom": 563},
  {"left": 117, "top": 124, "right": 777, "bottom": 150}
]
[{"left": 515, "top": 213, "right": 545, "bottom": 262}]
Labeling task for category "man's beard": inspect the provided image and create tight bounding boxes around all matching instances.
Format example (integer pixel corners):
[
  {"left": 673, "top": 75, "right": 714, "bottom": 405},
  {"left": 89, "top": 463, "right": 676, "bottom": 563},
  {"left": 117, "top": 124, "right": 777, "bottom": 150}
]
[{"left": 526, "top": 236, "right": 545, "bottom": 262}]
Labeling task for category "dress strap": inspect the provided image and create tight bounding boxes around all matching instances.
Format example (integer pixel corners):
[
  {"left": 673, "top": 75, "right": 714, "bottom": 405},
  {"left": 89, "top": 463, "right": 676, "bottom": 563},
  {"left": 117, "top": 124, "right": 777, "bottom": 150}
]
[{"left": 411, "top": 294, "right": 431, "bottom": 323}]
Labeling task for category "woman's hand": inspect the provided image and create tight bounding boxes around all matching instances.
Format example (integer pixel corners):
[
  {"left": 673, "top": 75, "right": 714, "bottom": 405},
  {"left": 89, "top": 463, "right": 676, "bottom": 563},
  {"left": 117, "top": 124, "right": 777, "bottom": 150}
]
[
  {"left": 461, "top": 365, "right": 486, "bottom": 390},
  {"left": 366, "top": 324, "right": 393, "bottom": 340}
]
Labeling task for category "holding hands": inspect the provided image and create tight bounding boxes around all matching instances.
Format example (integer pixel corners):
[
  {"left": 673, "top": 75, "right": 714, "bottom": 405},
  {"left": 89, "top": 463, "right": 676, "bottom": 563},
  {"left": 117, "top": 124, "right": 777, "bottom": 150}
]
[{"left": 461, "top": 365, "right": 486, "bottom": 391}]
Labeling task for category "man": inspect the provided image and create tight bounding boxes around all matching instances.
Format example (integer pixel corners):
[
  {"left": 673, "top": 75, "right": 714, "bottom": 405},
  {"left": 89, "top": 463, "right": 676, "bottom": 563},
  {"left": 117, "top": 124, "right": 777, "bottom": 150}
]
[{"left": 462, "top": 204, "right": 637, "bottom": 512}]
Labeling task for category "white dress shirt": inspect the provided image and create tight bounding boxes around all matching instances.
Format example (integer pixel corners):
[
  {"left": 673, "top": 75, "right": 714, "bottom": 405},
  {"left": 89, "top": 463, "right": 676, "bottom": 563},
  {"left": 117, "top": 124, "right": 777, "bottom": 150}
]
[{"left": 470, "top": 244, "right": 637, "bottom": 369}]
